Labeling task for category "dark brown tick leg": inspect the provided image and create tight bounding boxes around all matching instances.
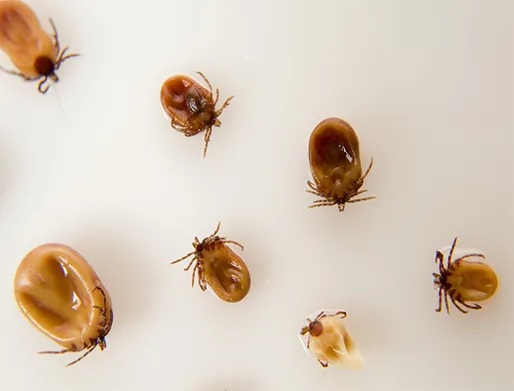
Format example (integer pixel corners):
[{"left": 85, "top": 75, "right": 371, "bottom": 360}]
[
  {"left": 65, "top": 345, "right": 97, "bottom": 367},
  {"left": 444, "top": 290, "right": 450, "bottom": 314},
  {"left": 347, "top": 195, "right": 376, "bottom": 204},
  {"left": 335, "top": 311, "right": 347, "bottom": 319},
  {"left": 435, "top": 251, "right": 445, "bottom": 274},
  {"left": 318, "top": 359, "right": 328, "bottom": 368},
  {"left": 39, "top": 347, "right": 75, "bottom": 355},
  {"left": 460, "top": 301, "right": 481, "bottom": 310},
  {"left": 447, "top": 237, "right": 458, "bottom": 269},
  {"left": 449, "top": 295, "right": 467, "bottom": 314},
  {"left": 453, "top": 253, "right": 485, "bottom": 263}
]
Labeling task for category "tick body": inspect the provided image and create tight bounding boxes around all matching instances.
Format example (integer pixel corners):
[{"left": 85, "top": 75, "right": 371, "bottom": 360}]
[
  {"left": 307, "top": 117, "right": 375, "bottom": 212},
  {"left": 171, "top": 222, "right": 250, "bottom": 303},
  {"left": 433, "top": 237, "right": 498, "bottom": 314},
  {"left": 300, "top": 310, "right": 364, "bottom": 369},
  {"left": 14, "top": 243, "right": 113, "bottom": 366},
  {"left": 160, "top": 72, "right": 234, "bottom": 157},
  {"left": 0, "top": 0, "right": 78, "bottom": 93}
]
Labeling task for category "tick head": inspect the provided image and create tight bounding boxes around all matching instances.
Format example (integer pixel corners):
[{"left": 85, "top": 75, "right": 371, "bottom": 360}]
[{"left": 34, "top": 56, "right": 57, "bottom": 79}]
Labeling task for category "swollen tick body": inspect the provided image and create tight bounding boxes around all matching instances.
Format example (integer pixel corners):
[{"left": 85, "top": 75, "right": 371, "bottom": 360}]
[
  {"left": 0, "top": 1, "right": 79, "bottom": 93},
  {"left": 307, "top": 117, "right": 374, "bottom": 212},
  {"left": 14, "top": 244, "right": 113, "bottom": 366}
]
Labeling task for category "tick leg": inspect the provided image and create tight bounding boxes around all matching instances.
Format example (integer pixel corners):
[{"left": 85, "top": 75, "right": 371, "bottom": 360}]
[
  {"left": 335, "top": 311, "right": 347, "bottom": 319},
  {"left": 318, "top": 359, "right": 328, "bottom": 368},
  {"left": 460, "top": 302, "right": 482, "bottom": 310},
  {"left": 453, "top": 253, "right": 485, "bottom": 263},
  {"left": 308, "top": 201, "right": 337, "bottom": 209},
  {"left": 435, "top": 286, "right": 443, "bottom": 312},
  {"left": 65, "top": 345, "right": 97, "bottom": 367},
  {"left": 170, "top": 117, "right": 190, "bottom": 133},
  {"left": 55, "top": 47, "right": 80, "bottom": 70},
  {"left": 214, "top": 88, "right": 220, "bottom": 105},
  {"left": 92, "top": 286, "right": 107, "bottom": 309},
  {"left": 203, "top": 126, "right": 212, "bottom": 158},
  {"left": 306, "top": 181, "right": 319, "bottom": 192},
  {"left": 307, "top": 335, "right": 311, "bottom": 349},
  {"left": 223, "top": 240, "right": 244, "bottom": 251},
  {"left": 197, "top": 71, "right": 213, "bottom": 95},
  {"left": 48, "top": 18, "right": 60, "bottom": 53},
  {"left": 314, "top": 311, "right": 326, "bottom": 321},
  {"left": 214, "top": 95, "right": 235, "bottom": 117},
  {"left": 435, "top": 251, "right": 445, "bottom": 274},
  {"left": 171, "top": 251, "right": 196, "bottom": 265},
  {"left": 444, "top": 291, "right": 450, "bottom": 314},
  {"left": 184, "top": 257, "right": 197, "bottom": 271},
  {"left": 38, "top": 77, "right": 50, "bottom": 94},
  {"left": 191, "top": 263, "right": 199, "bottom": 287},
  {"left": 39, "top": 347, "right": 74, "bottom": 355},
  {"left": 361, "top": 157, "right": 374, "bottom": 181},
  {"left": 448, "top": 237, "right": 458, "bottom": 269},
  {"left": 449, "top": 295, "right": 468, "bottom": 314},
  {"left": 347, "top": 195, "right": 376, "bottom": 203},
  {"left": 0, "top": 66, "right": 33, "bottom": 80},
  {"left": 211, "top": 221, "right": 222, "bottom": 237}
]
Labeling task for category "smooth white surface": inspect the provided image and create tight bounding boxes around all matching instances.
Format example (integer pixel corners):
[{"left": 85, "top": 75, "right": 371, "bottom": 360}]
[{"left": 0, "top": 1, "right": 512, "bottom": 390}]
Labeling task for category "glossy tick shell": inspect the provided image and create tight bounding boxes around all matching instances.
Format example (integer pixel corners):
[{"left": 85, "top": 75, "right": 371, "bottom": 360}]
[
  {"left": 307, "top": 117, "right": 375, "bottom": 211},
  {"left": 171, "top": 222, "right": 250, "bottom": 303},
  {"left": 433, "top": 237, "right": 498, "bottom": 314},
  {"left": 14, "top": 243, "right": 113, "bottom": 366},
  {"left": 160, "top": 72, "right": 234, "bottom": 157},
  {"left": 300, "top": 310, "right": 364, "bottom": 369},
  {"left": 0, "top": 0, "right": 78, "bottom": 93}
]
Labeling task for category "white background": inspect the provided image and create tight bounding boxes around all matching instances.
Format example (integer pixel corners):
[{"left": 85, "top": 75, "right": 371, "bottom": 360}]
[{"left": 0, "top": 1, "right": 512, "bottom": 390}]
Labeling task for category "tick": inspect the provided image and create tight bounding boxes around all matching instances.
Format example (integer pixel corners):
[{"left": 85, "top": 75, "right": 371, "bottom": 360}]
[
  {"left": 300, "top": 310, "right": 364, "bottom": 369},
  {"left": 0, "top": 1, "right": 79, "bottom": 94},
  {"left": 160, "top": 72, "right": 234, "bottom": 157},
  {"left": 307, "top": 117, "right": 375, "bottom": 212},
  {"left": 433, "top": 237, "right": 498, "bottom": 314},
  {"left": 171, "top": 222, "right": 251, "bottom": 303},
  {"left": 14, "top": 243, "right": 113, "bottom": 366}
]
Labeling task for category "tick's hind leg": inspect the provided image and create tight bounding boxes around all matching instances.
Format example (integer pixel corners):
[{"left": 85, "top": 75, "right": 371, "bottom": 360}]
[
  {"left": 39, "top": 347, "right": 75, "bottom": 355},
  {"left": 203, "top": 126, "right": 212, "bottom": 158},
  {"left": 318, "top": 359, "right": 328, "bottom": 368},
  {"left": 223, "top": 240, "right": 244, "bottom": 251},
  {"left": 0, "top": 66, "right": 32, "bottom": 81},
  {"left": 214, "top": 95, "right": 234, "bottom": 116},
  {"left": 197, "top": 71, "right": 213, "bottom": 95},
  {"left": 361, "top": 157, "right": 374, "bottom": 181},
  {"left": 65, "top": 345, "right": 97, "bottom": 367}
]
